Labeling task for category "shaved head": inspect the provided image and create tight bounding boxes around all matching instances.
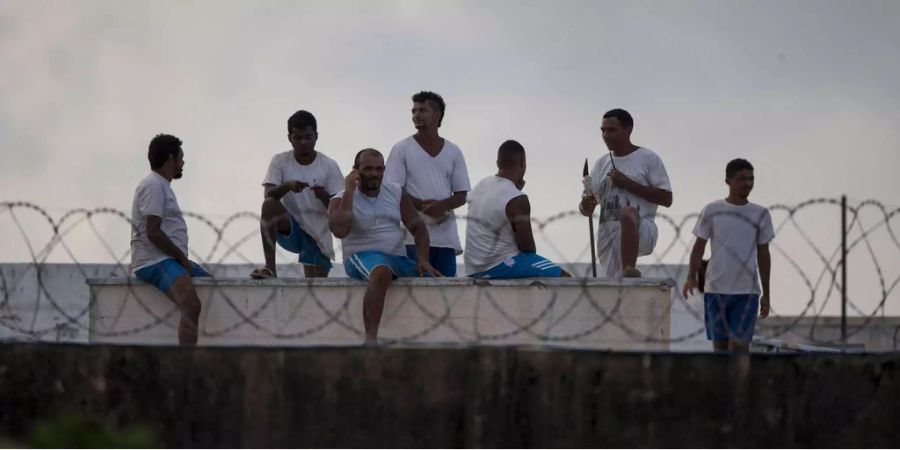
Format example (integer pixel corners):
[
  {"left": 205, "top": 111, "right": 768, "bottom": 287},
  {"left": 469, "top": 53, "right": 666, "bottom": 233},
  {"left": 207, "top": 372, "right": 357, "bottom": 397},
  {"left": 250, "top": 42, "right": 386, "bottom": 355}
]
[
  {"left": 353, "top": 148, "right": 383, "bottom": 168},
  {"left": 497, "top": 139, "right": 525, "bottom": 168}
]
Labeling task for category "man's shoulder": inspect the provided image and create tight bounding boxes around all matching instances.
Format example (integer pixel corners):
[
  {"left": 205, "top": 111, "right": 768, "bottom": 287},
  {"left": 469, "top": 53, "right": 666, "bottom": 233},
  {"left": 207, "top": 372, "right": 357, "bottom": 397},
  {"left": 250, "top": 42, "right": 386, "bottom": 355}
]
[
  {"left": 390, "top": 136, "right": 415, "bottom": 153},
  {"left": 136, "top": 173, "right": 166, "bottom": 192},
  {"left": 382, "top": 181, "right": 403, "bottom": 194},
  {"left": 472, "top": 175, "right": 493, "bottom": 190},
  {"left": 269, "top": 150, "right": 293, "bottom": 164},
  {"left": 443, "top": 138, "right": 462, "bottom": 152},
  {"left": 314, "top": 151, "right": 341, "bottom": 169},
  {"left": 635, "top": 147, "right": 664, "bottom": 163},
  {"left": 746, "top": 201, "right": 771, "bottom": 215},
  {"left": 592, "top": 153, "right": 610, "bottom": 170},
  {"left": 703, "top": 198, "right": 727, "bottom": 209}
]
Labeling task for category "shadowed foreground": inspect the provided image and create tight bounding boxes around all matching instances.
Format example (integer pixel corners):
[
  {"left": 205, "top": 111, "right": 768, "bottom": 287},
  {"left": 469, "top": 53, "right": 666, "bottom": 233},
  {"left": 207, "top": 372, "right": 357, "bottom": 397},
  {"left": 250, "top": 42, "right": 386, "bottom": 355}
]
[{"left": 1, "top": 343, "right": 898, "bottom": 447}]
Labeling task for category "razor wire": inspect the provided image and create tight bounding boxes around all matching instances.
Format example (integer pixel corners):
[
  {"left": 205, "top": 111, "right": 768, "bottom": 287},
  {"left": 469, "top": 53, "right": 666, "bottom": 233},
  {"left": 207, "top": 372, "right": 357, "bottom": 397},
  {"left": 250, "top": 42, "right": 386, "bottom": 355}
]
[{"left": 1, "top": 197, "right": 898, "bottom": 350}]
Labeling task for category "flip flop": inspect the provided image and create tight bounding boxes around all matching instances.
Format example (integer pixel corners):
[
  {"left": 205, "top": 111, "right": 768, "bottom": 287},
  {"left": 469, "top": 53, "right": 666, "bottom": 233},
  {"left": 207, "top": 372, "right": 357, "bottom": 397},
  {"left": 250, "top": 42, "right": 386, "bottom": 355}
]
[{"left": 250, "top": 267, "right": 276, "bottom": 279}]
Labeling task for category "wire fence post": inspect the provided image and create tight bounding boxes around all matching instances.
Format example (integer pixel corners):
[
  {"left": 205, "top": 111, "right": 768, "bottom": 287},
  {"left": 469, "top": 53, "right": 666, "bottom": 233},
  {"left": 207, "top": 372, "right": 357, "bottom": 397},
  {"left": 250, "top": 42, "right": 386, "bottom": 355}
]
[{"left": 841, "top": 194, "right": 848, "bottom": 346}]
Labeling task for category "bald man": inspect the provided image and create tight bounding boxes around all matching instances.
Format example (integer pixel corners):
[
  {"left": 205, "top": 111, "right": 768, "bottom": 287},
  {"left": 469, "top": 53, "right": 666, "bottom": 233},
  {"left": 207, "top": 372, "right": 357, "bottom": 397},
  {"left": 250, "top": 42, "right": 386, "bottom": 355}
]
[
  {"left": 328, "top": 148, "right": 441, "bottom": 344},
  {"left": 465, "top": 140, "right": 569, "bottom": 279}
]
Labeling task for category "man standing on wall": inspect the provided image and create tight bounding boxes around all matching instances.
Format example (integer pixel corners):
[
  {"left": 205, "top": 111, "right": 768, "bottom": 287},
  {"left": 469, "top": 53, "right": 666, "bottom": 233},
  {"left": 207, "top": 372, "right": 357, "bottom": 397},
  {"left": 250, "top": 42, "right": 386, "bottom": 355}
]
[
  {"left": 385, "top": 91, "right": 470, "bottom": 276},
  {"left": 683, "top": 158, "right": 774, "bottom": 352}
]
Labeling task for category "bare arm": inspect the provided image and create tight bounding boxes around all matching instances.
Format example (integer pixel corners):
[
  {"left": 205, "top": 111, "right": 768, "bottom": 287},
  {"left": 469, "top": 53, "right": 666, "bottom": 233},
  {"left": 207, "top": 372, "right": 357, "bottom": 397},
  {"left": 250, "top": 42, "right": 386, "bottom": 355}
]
[
  {"left": 145, "top": 215, "right": 191, "bottom": 270},
  {"left": 609, "top": 170, "right": 672, "bottom": 207},
  {"left": 440, "top": 191, "right": 468, "bottom": 210},
  {"left": 328, "top": 170, "right": 359, "bottom": 239},
  {"left": 421, "top": 191, "right": 468, "bottom": 218},
  {"left": 401, "top": 193, "right": 441, "bottom": 277},
  {"left": 621, "top": 177, "right": 672, "bottom": 207},
  {"left": 401, "top": 194, "right": 430, "bottom": 262},
  {"left": 506, "top": 195, "right": 536, "bottom": 253},
  {"left": 264, "top": 181, "right": 308, "bottom": 200},
  {"left": 310, "top": 186, "right": 333, "bottom": 209},
  {"left": 682, "top": 237, "right": 707, "bottom": 297},
  {"left": 757, "top": 244, "right": 771, "bottom": 317}
]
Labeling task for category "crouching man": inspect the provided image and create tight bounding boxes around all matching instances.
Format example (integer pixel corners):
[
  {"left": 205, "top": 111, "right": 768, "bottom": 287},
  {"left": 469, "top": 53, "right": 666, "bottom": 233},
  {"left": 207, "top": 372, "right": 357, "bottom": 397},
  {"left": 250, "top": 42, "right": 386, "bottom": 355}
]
[
  {"left": 328, "top": 148, "right": 441, "bottom": 344},
  {"left": 465, "top": 140, "right": 570, "bottom": 279}
]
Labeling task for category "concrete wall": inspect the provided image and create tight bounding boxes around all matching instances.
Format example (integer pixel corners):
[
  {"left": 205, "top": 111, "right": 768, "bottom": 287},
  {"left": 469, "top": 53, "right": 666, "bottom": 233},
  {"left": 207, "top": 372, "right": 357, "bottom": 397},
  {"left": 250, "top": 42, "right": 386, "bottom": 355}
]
[
  {"left": 88, "top": 277, "right": 673, "bottom": 350},
  {"left": 1, "top": 344, "right": 898, "bottom": 447},
  {"left": 4, "top": 263, "right": 899, "bottom": 351},
  {"left": 757, "top": 316, "right": 900, "bottom": 351}
]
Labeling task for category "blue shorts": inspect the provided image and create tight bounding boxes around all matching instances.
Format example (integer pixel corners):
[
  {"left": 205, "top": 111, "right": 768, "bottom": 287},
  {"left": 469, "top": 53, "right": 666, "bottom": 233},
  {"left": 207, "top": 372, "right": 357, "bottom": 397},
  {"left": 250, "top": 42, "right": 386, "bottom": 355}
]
[
  {"left": 405, "top": 245, "right": 457, "bottom": 276},
  {"left": 468, "top": 252, "right": 563, "bottom": 279},
  {"left": 135, "top": 258, "right": 211, "bottom": 294},
  {"left": 344, "top": 251, "right": 419, "bottom": 281},
  {"left": 704, "top": 293, "right": 760, "bottom": 342},
  {"left": 277, "top": 216, "right": 332, "bottom": 272}
]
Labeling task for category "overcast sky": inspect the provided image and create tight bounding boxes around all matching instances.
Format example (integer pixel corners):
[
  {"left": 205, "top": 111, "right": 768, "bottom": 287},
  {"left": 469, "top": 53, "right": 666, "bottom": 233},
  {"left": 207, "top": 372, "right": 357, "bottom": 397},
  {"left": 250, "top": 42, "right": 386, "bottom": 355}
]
[{"left": 1, "top": 0, "right": 898, "bottom": 314}]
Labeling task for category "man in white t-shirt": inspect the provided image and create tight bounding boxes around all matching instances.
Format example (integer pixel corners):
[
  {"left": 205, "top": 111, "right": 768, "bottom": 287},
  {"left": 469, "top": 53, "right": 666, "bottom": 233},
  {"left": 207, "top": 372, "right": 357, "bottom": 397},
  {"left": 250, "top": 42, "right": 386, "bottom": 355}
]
[
  {"left": 251, "top": 110, "right": 343, "bottom": 279},
  {"left": 580, "top": 109, "right": 673, "bottom": 278},
  {"left": 384, "top": 91, "right": 471, "bottom": 276},
  {"left": 683, "top": 158, "right": 774, "bottom": 352},
  {"left": 465, "top": 140, "right": 569, "bottom": 278},
  {"left": 131, "top": 134, "right": 210, "bottom": 346},
  {"left": 329, "top": 148, "right": 441, "bottom": 344}
]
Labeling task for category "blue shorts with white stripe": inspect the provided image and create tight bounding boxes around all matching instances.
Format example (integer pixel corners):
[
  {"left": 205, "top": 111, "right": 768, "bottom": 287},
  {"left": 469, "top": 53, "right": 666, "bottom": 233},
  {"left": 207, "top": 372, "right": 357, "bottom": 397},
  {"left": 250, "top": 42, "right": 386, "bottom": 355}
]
[
  {"left": 468, "top": 252, "right": 563, "bottom": 279},
  {"left": 344, "top": 250, "right": 419, "bottom": 281}
]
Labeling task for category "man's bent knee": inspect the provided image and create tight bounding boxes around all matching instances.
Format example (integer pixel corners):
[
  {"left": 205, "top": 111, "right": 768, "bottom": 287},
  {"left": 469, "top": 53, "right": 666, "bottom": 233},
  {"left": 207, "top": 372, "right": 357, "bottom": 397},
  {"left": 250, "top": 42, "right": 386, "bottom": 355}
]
[
  {"left": 168, "top": 275, "right": 200, "bottom": 308},
  {"left": 261, "top": 197, "right": 286, "bottom": 219},
  {"left": 619, "top": 206, "right": 638, "bottom": 226},
  {"left": 370, "top": 266, "right": 394, "bottom": 285}
]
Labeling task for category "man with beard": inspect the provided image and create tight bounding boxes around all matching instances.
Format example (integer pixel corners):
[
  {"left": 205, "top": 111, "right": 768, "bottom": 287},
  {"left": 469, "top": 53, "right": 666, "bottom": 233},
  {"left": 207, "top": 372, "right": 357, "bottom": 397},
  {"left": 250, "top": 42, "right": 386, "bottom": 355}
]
[
  {"left": 131, "top": 134, "right": 210, "bottom": 346},
  {"left": 385, "top": 91, "right": 470, "bottom": 276},
  {"left": 329, "top": 148, "right": 441, "bottom": 344}
]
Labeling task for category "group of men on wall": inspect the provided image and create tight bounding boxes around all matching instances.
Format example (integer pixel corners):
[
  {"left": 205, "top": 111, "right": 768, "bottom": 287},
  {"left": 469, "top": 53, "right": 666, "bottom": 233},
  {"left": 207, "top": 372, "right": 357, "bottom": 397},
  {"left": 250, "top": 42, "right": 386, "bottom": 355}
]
[{"left": 128, "top": 91, "right": 773, "bottom": 351}]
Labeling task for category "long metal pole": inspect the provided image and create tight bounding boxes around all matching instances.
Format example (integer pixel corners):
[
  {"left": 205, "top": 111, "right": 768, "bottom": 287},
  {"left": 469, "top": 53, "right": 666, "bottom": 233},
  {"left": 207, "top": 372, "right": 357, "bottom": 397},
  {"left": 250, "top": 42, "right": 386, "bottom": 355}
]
[
  {"left": 584, "top": 159, "right": 597, "bottom": 277},
  {"left": 841, "top": 195, "right": 847, "bottom": 346}
]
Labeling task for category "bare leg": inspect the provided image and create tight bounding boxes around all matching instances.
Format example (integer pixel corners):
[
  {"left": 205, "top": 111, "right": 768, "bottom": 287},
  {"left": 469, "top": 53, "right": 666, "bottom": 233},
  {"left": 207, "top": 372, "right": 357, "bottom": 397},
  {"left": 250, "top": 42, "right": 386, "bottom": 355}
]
[
  {"left": 363, "top": 266, "right": 394, "bottom": 343},
  {"left": 729, "top": 340, "right": 750, "bottom": 353},
  {"left": 303, "top": 264, "right": 329, "bottom": 278},
  {"left": 260, "top": 197, "right": 292, "bottom": 277},
  {"left": 712, "top": 340, "right": 729, "bottom": 353},
  {"left": 619, "top": 206, "right": 639, "bottom": 270},
  {"left": 165, "top": 274, "right": 203, "bottom": 346}
]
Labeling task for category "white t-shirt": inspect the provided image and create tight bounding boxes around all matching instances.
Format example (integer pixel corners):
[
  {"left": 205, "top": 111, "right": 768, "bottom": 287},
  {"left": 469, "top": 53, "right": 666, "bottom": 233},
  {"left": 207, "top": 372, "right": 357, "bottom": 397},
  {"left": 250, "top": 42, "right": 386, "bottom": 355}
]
[
  {"left": 130, "top": 172, "right": 189, "bottom": 272},
  {"left": 588, "top": 147, "right": 672, "bottom": 226},
  {"left": 464, "top": 176, "right": 526, "bottom": 275},
  {"left": 384, "top": 136, "right": 471, "bottom": 253},
  {"left": 263, "top": 151, "right": 343, "bottom": 260},
  {"left": 692, "top": 199, "right": 775, "bottom": 295},
  {"left": 333, "top": 182, "right": 407, "bottom": 259}
]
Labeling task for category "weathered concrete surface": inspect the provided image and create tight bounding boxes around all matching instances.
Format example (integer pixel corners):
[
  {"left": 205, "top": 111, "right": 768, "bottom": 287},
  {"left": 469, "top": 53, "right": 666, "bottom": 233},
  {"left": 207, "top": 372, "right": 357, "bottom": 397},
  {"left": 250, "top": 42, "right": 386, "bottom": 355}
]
[
  {"left": 87, "top": 277, "right": 673, "bottom": 350},
  {"left": 757, "top": 316, "right": 900, "bottom": 351},
  {"left": 1, "top": 343, "right": 899, "bottom": 448}
]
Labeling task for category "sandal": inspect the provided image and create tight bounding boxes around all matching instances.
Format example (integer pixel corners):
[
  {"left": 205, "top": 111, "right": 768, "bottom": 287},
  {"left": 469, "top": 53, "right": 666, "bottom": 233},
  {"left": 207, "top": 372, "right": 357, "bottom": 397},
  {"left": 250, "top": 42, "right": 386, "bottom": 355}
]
[{"left": 250, "top": 267, "right": 276, "bottom": 279}]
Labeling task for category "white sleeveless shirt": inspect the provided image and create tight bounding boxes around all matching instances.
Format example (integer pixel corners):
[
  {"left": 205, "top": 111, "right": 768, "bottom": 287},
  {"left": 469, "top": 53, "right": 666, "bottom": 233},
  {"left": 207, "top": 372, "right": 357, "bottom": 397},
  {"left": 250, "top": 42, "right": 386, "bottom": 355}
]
[
  {"left": 334, "top": 182, "right": 407, "bottom": 259},
  {"left": 464, "top": 176, "right": 526, "bottom": 275}
]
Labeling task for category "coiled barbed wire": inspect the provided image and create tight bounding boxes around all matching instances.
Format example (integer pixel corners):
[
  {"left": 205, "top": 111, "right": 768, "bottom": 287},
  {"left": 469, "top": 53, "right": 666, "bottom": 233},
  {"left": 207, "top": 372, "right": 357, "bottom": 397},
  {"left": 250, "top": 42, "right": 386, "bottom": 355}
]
[{"left": 1, "top": 198, "right": 898, "bottom": 349}]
